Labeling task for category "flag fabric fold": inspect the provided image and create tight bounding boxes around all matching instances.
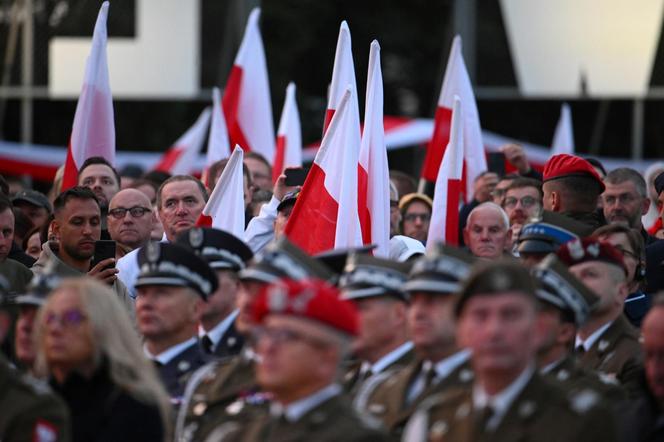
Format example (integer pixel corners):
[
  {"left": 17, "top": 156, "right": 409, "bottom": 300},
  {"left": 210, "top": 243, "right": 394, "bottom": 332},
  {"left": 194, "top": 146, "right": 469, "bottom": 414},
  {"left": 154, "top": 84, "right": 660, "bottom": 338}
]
[
  {"left": 323, "top": 21, "right": 358, "bottom": 134},
  {"left": 62, "top": 1, "right": 115, "bottom": 190},
  {"left": 426, "top": 96, "right": 464, "bottom": 250},
  {"left": 153, "top": 107, "right": 211, "bottom": 175},
  {"left": 420, "top": 35, "right": 486, "bottom": 202},
  {"left": 196, "top": 145, "right": 245, "bottom": 238},
  {"left": 359, "top": 41, "right": 390, "bottom": 257},
  {"left": 222, "top": 8, "right": 275, "bottom": 163},
  {"left": 285, "top": 87, "right": 362, "bottom": 254},
  {"left": 272, "top": 82, "right": 303, "bottom": 183},
  {"left": 551, "top": 103, "right": 575, "bottom": 155}
]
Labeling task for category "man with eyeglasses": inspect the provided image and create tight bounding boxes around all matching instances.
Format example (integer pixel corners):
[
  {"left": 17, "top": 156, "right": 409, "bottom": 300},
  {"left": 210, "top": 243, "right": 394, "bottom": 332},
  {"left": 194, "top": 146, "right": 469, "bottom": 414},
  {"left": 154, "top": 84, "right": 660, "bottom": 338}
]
[
  {"left": 502, "top": 178, "right": 542, "bottom": 228},
  {"left": 107, "top": 189, "right": 156, "bottom": 259},
  {"left": 399, "top": 193, "right": 433, "bottom": 244}
]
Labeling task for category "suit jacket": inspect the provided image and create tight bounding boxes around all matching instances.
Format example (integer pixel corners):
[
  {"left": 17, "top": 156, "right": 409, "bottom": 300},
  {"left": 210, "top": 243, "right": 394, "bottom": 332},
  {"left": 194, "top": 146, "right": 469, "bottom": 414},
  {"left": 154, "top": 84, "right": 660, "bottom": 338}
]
[
  {"left": 206, "top": 320, "right": 245, "bottom": 359},
  {"left": 354, "top": 357, "right": 474, "bottom": 437},
  {"left": 156, "top": 341, "right": 209, "bottom": 401},
  {"left": 403, "top": 372, "right": 618, "bottom": 442},
  {"left": 577, "top": 315, "right": 644, "bottom": 397},
  {"left": 341, "top": 347, "right": 416, "bottom": 396}
]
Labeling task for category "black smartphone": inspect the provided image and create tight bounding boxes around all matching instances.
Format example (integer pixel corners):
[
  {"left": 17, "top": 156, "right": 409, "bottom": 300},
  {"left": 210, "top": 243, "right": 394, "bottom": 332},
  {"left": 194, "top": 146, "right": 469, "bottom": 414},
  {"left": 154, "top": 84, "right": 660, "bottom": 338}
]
[
  {"left": 90, "top": 240, "right": 116, "bottom": 269},
  {"left": 487, "top": 152, "right": 507, "bottom": 176},
  {"left": 284, "top": 168, "right": 308, "bottom": 186}
]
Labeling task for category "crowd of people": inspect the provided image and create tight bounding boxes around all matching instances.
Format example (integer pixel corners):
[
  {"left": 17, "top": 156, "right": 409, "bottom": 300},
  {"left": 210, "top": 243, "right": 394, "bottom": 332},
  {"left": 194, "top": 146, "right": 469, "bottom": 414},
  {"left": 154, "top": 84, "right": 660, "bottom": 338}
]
[{"left": 0, "top": 146, "right": 663, "bottom": 442}]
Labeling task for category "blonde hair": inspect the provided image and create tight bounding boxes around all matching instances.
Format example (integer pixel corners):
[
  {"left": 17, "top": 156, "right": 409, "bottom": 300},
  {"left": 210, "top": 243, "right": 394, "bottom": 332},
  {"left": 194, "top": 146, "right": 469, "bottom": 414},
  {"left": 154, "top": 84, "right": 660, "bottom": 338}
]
[{"left": 34, "top": 277, "right": 171, "bottom": 436}]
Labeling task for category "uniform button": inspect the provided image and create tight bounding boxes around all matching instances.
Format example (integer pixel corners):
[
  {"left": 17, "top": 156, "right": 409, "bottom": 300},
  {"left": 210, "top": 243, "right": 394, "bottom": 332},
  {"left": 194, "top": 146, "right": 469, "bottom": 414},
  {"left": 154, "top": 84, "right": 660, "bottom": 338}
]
[{"left": 193, "top": 402, "right": 207, "bottom": 416}]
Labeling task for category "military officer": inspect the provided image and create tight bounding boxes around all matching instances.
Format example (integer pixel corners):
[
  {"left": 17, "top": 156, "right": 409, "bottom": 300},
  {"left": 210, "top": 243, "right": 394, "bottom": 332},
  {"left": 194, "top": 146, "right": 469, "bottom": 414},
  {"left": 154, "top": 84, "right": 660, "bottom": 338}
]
[
  {"left": 176, "top": 227, "right": 254, "bottom": 358},
  {"left": 215, "top": 278, "right": 389, "bottom": 441},
  {"left": 174, "top": 238, "right": 334, "bottom": 442},
  {"left": 353, "top": 245, "right": 475, "bottom": 437},
  {"left": 135, "top": 242, "right": 218, "bottom": 403},
  {"left": 557, "top": 237, "right": 644, "bottom": 397},
  {"left": 338, "top": 253, "right": 414, "bottom": 395},
  {"left": 403, "top": 261, "right": 618, "bottom": 442}
]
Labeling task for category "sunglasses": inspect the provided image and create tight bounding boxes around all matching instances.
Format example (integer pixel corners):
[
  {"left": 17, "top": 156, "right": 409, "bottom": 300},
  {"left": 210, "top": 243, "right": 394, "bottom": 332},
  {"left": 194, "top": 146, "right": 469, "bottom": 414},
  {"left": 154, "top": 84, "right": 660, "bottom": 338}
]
[{"left": 45, "top": 309, "right": 87, "bottom": 329}]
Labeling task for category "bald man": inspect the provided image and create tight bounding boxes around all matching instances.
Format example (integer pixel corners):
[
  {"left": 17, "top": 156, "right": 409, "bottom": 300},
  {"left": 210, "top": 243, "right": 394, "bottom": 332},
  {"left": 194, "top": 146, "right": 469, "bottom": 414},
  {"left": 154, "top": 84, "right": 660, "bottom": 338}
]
[
  {"left": 463, "top": 202, "right": 512, "bottom": 259},
  {"left": 108, "top": 189, "right": 157, "bottom": 258}
]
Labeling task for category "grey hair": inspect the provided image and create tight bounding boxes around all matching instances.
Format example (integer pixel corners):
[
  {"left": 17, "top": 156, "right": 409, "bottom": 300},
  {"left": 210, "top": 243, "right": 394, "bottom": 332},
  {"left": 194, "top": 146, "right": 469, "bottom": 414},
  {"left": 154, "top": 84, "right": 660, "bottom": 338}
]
[
  {"left": 467, "top": 202, "right": 509, "bottom": 230},
  {"left": 605, "top": 168, "right": 647, "bottom": 198}
]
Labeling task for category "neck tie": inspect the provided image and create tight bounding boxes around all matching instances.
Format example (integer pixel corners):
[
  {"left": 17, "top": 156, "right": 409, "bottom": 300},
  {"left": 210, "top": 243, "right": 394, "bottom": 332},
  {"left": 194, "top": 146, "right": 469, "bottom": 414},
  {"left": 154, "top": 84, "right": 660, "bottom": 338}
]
[
  {"left": 475, "top": 405, "right": 495, "bottom": 433},
  {"left": 201, "top": 335, "right": 214, "bottom": 354},
  {"left": 152, "top": 359, "right": 163, "bottom": 369},
  {"left": 575, "top": 343, "right": 586, "bottom": 356}
]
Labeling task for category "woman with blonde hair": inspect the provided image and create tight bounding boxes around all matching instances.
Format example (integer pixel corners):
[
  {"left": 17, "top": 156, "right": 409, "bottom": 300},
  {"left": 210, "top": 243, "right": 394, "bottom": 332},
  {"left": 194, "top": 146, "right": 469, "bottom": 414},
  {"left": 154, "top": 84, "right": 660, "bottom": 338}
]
[{"left": 34, "top": 277, "right": 170, "bottom": 441}]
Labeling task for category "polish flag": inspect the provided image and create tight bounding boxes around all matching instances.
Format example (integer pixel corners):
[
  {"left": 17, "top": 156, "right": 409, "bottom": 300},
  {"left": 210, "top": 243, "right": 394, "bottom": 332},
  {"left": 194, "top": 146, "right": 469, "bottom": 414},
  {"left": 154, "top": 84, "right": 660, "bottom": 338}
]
[
  {"left": 61, "top": 1, "right": 115, "bottom": 190},
  {"left": 426, "top": 96, "right": 464, "bottom": 250},
  {"left": 196, "top": 146, "right": 245, "bottom": 238},
  {"left": 420, "top": 35, "right": 486, "bottom": 202},
  {"left": 551, "top": 103, "right": 575, "bottom": 155},
  {"left": 153, "top": 107, "right": 211, "bottom": 175},
  {"left": 359, "top": 41, "right": 390, "bottom": 257},
  {"left": 222, "top": 8, "right": 275, "bottom": 163},
  {"left": 203, "top": 87, "right": 231, "bottom": 187},
  {"left": 285, "top": 87, "right": 362, "bottom": 254},
  {"left": 323, "top": 21, "right": 358, "bottom": 134},
  {"left": 272, "top": 82, "right": 302, "bottom": 183}
]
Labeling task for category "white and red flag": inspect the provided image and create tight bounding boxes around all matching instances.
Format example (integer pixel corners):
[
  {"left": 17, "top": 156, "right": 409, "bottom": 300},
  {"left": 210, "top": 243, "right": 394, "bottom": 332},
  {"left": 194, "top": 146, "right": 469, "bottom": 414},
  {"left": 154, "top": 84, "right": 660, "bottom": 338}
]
[
  {"left": 222, "top": 8, "right": 275, "bottom": 163},
  {"left": 153, "top": 107, "right": 211, "bottom": 175},
  {"left": 420, "top": 35, "right": 486, "bottom": 202},
  {"left": 202, "top": 87, "right": 231, "bottom": 187},
  {"left": 323, "top": 21, "right": 358, "bottom": 133},
  {"left": 285, "top": 87, "right": 362, "bottom": 254},
  {"left": 551, "top": 103, "right": 575, "bottom": 155},
  {"left": 196, "top": 145, "right": 245, "bottom": 237},
  {"left": 426, "top": 96, "right": 464, "bottom": 250},
  {"left": 272, "top": 82, "right": 302, "bottom": 183},
  {"left": 61, "top": 1, "right": 115, "bottom": 190},
  {"left": 359, "top": 41, "right": 390, "bottom": 257}
]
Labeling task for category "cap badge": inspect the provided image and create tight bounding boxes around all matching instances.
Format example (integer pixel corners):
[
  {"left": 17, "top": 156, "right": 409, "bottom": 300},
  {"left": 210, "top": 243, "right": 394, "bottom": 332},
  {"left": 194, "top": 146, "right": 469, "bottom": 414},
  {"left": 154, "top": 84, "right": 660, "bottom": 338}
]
[
  {"left": 268, "top": 285, "right": 288, "bottom": 312},
  {"left": 291, "top": 288, "right": 315, "bottom": 312},
  {"left": 146, "top": 242, "right": 161, "bottom": 263},
  {"left": 189, "top": 228, "right": 204, "bottom": 249},
  {"left": 586, "top": 243, "right": 600, "bottom": 258},
  {"left": 568, "top": 239, "right": 585, "bottom": 260}
]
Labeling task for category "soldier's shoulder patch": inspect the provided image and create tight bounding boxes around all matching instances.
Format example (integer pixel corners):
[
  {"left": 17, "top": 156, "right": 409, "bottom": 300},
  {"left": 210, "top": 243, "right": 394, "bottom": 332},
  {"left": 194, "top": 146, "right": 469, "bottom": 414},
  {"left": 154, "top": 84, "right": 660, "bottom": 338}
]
[{"left": 33, "top": 419, "right": 58, "bottom": 442}]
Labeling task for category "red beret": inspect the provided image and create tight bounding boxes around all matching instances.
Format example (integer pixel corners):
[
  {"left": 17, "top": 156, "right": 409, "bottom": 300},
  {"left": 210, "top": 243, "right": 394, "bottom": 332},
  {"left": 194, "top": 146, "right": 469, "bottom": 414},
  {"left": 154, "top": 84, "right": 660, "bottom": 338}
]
[
  {"left": 543, "top": 154, "right": 605, "bottom": 191},
  {"left": 252, "top": 279, "right": 359, "bottom": 336},
  {"left": 556, "top": 237, "right": 627, "bottom": 276}
]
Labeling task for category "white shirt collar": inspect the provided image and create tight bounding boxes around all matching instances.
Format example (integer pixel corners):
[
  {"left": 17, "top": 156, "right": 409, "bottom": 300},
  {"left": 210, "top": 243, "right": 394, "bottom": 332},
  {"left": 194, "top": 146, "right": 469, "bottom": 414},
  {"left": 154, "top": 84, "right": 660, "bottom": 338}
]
[
  {"left": 270, "top": 384, "right": 342, "bottom": 422},
  {"left": 430, "top": 349, "right": 472, "bottom": 380},
  {"left": 473, "top": 363, "right": 535, "bottom": 431},
  {"left": 575, "top": 320, "right": 612, "bottom": 352},
  {"left": 539, "top": 357, "right": 565, "bottom": 375},
  {"left": 198, "top": 310, "right": 239, "bottom": 349},
  {"left": 144, "top": 337, "right": 197, "bottom": 365},
  {"left": 369, "top": 341, "right": 414, "bottom": 374}
]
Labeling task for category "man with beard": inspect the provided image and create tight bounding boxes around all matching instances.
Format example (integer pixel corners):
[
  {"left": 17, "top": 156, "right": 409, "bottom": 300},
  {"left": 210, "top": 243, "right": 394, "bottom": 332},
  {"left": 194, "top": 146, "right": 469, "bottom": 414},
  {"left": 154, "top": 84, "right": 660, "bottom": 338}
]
[
  {"left": 502, "top": 178, "right": 543, "bottom": 243},
  {"left": 77, "top": 156, "right": 121, "bottom": 239},
  {"left": 117, "top": 175, "right": 208, "bottom": 297}
]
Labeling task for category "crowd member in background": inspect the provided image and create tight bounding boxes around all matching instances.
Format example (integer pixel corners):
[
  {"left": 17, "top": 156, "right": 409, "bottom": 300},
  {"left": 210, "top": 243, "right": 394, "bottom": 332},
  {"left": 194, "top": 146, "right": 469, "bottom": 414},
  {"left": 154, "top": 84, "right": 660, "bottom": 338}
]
[
  {"left": 458, "top": 171, "right": 499, "bottom": 245},
  {"left": 131, "top": 178, "right": 159, "bottom": 204},
  {"left": 32, "top": 187, "right": 133, "bottom": 312},
  {"left": 224, "top": 279, "right": 389, "bottom": 441},
  {"left": 107, "top": 189, "right": 156, "bottom": 259},
  {"left": 603, "top": 168, "right": 656, "bottom": 245},
  {"left": 399, "top": 193, "right": 432, "bottom": 244},
  {"left": 502, "top": 177, "right": 543, "bottom": 244},
  {"left": 0, "top": 195, "right": 33, "bottom": 293},
  {"left": 501, "top": 143, "right": 543, "bottom": 180},
  {"left": 339, "top": 254, "right": 413, "bottom": 395},
  {"left": 515, "top": 221, "right": 578, "bottom": 266},
  {"left": 117, "top": 175, "right": 208, "bottom": 297},
  {"left": 404, "top": 261, "right": 616, "bottom": 442},
  {"left": 463, "top": 202, "right": 511, "bottom": 259},
  {"left": 594, "top": 224, "right": 649, "bottom": 327},
  {"left": 0, "top": 174, "right": 8, "bottom": 195},
  {"left": 355, "top": 246, "right": 474, "bottom": 438},
  {"left": 10, "top": 206, "right": 36, "bottom": 266},
  {"left": 390, "top": 170, "right": 417, "bottom": 198},
  {"left": 12, "top": 189, "right": 52, "bottom": 229},
  {"left": 491, "top": 173, "right": 519, "bottom": 206},
  {"left": 77, "top": 157, "right": 121, "bottom": 240},
  {"left": 119, "top": 164, "right": 144, "bottom": 189},
  {"left": 642, "top": 162, "right": 664, "bottom": 231},
  {"left": 244, "top": 151, "right": 273, "bottom": 192},
  {"left": 23, "top": 226, "right": 42, "bottom": 260},
  {"left": 134, "top": 242, "right": 217, "bottom": 401},
  {"left": 558, "top": 238, "right": 644, "bottom": 396},
  {"left": 207, "top": 158, "right": 254, "bottom": 211},
  {"left": 388, "top": 235, "right": 426, "bottom": 262},
  {"left": 250, "top": 189, "right": 273, "bottom": 217},
  {"left": 389, "top": 180, "right": 401, "bottom": 237},
  {"left": 35, "top": 277, "right": 168, "bottom": 442},
  {"left": 47, "top": 166, "right": 65, "bottom": 205},
  {"left": 0, "top": 279, "right": 70, "bottom": 442},
  {"left": 176, "top": 227, "right": 253, "bottom": 358}
]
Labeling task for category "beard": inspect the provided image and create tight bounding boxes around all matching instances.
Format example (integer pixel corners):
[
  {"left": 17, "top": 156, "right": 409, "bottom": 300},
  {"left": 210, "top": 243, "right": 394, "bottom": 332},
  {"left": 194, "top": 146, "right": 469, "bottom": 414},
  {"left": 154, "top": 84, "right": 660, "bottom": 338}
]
[{"left": 62, "top": 241, "right": 94, "bottom": 262}]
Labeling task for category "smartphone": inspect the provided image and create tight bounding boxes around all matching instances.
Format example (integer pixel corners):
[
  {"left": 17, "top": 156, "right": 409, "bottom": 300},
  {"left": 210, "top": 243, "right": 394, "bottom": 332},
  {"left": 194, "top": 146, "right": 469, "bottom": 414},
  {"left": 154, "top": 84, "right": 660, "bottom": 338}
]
[
  {"left": 90, "top": 240, "right": 116, "bottom": 269},
  {"left": 284, "top": 168, "right": 308, "bottom": 186},
  {"left": 487, "top": 152, "right": 507, "bottom": 176}
]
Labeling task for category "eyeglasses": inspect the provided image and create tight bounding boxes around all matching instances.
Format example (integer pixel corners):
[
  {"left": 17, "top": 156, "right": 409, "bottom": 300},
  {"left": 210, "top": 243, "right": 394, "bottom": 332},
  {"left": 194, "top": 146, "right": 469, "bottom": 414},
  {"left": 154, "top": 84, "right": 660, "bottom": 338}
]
[
  {"left": 251, "top": 326, "right": 331, "bottom": 349},
  {"left": 503, "top": 196, "right": 539, "bottom": 209},
  {"left": 108, "top": 206, "right": 152, "bottom": 219},
  {"left": 404, "top": 213, "right": 431, "bottom": 223},
  {"left": 44, "top": 309, "right": 87, "bottom": 329}
]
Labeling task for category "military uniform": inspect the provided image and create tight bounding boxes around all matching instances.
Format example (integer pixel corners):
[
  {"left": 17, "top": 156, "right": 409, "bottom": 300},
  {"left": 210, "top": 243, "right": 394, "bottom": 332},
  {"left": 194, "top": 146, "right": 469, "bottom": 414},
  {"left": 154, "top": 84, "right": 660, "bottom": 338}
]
[
  {"left": 403, "top": 371, "right": 618, "bottom": 442},
  {"left": 201, "top": 318, "right": 245, "bottom": 359},
  {"left": 354, "top": 354, "right": 473, "bottom": 437},
  {"left": 152, "top": 339, "right": 209, "bottom": 402},
  {"left": 341, "top": 345, "right": 415, "bottom": 395},
  {"left": 0, "top": 354, "right": 70, "bottom": 442},
  {"left": 576, "top": 315, "right": 644, "bottom": 397},
  {"left": 542, "top": 354, "right": 626, "bottom": 402}
]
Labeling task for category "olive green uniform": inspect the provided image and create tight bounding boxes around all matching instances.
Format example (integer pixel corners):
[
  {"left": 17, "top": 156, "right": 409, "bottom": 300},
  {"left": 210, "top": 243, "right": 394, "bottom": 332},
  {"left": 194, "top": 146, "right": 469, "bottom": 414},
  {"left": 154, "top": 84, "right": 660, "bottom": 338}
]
[
  {"left": 542, "top": 354, "right": 626, "bottom": 401},
  {"left": 0, "top": 355, "right": 70, "bottom": 442},
  {"left": 341, "top": 347, "right": 416, "bottom": 396}
]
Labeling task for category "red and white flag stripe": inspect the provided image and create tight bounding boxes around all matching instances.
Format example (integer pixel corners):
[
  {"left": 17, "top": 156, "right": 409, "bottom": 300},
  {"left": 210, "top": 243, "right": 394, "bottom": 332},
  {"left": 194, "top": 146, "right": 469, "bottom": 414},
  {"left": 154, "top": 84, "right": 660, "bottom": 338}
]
[
  {"left": 323, "top": 21, "right": 358, "bottom": 134},
  {"left": 359, "top": 41, "right": 390, "bottom": 257},
  {"left": 285, "top": 87, "right": 362, "bottom": 254},
  {"left": 273, "top": 82, "right": 303, "bottom": 183},
  {"left": 222, "top": 8, "right": 275, "bottom": 163},
  {"left": 551, "top": 103, "right": 575, "bottom": 155},
  {"left": 426, "top": 96, "right": 464, "bottom": 250},
  {"left": 420, "top": 35, "right": 486, "bottom": 202},
  {"left": 153, "top": 107, "right": 211, "bottom": 175},
  {"left": 62, "top": 1, "right": 115, "bottom": 190},
  {"left": 196, "top": 145, "right": 245, "bottom": 237}
]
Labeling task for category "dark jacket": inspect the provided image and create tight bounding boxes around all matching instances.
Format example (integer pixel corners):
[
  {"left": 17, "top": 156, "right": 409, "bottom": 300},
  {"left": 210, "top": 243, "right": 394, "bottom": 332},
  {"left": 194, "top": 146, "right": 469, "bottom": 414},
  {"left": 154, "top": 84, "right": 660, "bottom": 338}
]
[
  {"left": 9, "top": 241, "right": 36, "bottom": 267},
  {"left": 50, "top": 364, "right": 164, "bottom": 442}
]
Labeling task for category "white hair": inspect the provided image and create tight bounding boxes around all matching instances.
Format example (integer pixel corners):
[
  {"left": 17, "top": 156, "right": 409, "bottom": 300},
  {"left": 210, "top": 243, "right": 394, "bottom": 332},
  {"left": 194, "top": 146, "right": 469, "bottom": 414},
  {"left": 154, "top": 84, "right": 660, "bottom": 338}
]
[{"left": 467, "top": 202, "right": 509, "bottom": 230}]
